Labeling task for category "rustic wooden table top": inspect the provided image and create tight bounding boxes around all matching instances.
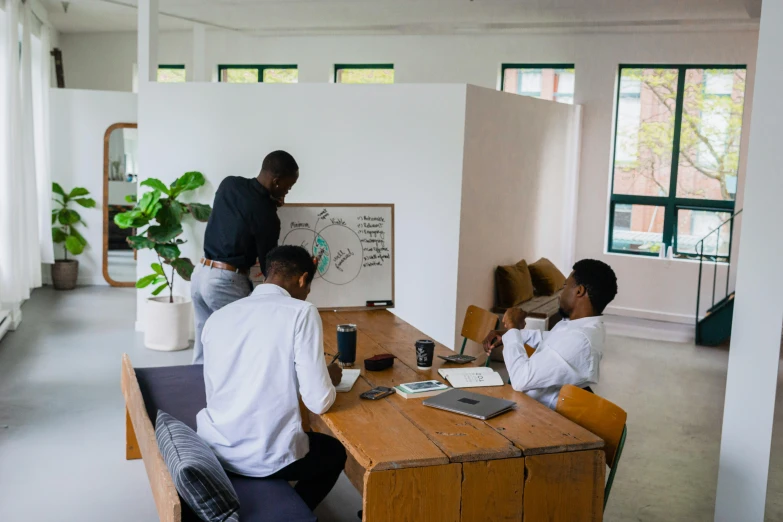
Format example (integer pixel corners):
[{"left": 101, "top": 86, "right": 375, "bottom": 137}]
[{"left": 317, "top": 310, "right": 603, "bottom": 472}]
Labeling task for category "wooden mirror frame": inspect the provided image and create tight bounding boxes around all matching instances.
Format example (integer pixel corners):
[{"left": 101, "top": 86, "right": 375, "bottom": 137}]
[{"left": 103, "top": 123, "right": 138, "bottom": 287}]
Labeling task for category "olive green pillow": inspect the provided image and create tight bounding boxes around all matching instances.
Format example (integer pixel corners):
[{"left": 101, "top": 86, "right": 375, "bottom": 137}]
[
  {"left": 528, "top": 258, "right": 566, "bottom": 296},
  {"left": 495, "top": 260, "right": 535, "bottom": 308}
]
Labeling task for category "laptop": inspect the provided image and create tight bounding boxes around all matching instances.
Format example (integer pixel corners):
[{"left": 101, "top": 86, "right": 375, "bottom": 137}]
[{"left": 423, "top": 389, "right": 515, "bottom": 420}]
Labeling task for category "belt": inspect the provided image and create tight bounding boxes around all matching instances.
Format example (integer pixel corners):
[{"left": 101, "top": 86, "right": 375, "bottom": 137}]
[{"left": 200, "top": 258, "right": 249, "bottom": 276}]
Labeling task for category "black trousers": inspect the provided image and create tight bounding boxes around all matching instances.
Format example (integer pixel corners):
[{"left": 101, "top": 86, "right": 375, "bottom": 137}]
[{"left": 267, "top": 432, "right": 347, "bottom": 511}]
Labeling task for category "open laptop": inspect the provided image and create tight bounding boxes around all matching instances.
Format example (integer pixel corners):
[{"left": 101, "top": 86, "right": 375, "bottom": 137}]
[{"left": 423, "top": 389, "right": 515, "bottom": 420}]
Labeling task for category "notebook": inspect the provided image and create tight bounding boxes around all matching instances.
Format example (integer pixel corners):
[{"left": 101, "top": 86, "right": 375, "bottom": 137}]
[
  {"left": 394, "top": 380, "right": 451, "bottom": 399},
  {"left": 336, "top": 369, "right": 361, "bottom": 392},
  {"left": 438, "top": 367, "right": 504, "bottom": 388}
]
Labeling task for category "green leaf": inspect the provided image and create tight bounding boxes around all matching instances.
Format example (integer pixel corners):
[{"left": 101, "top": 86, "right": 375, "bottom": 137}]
[
  {"left": 147, "top": 224, "right": 183, "bottom": 243},
  {"left": 70, "top": 227, "right": 87, "bottom": 246},
  {"left": 151, "top": 283, "right": 169, "bottom": 296},
  {"left": 151, "top": 263, "right": 165, "bottom": 276},
  {"left": 125, "top": 194, "right": 137, "bottom": 203},
  {"left": 171, "top": 258, "right": 195, "bottom": 281},
  {"left": 115, "top": 210, "right": 149, "bottom": 229},
  {"left": 52, "top": 182, "right": 66, "bottom": 197},
  {"left": 186, "top": 203, "right": 212, "bottom": 222},
  {"left": 52, "top": 228, "right": 67, "bottom": 243},
  {"left": 68, "top": 187, "right": 90, "bottom": 198},
  {"left": 155, "top": 243, "right": 181, "bottom": 261},
  {"left": 73, "top": 197, "right": 96, "bottom": 208},
  {"left": 136, "top": 274, "right": 159, "bottom": 288},
  {"left": 140, "top": 178, "right": 170, "bottom": 195},
  {"left": 65, "top": 235, "right": 85, "bottom": 255},
  {"left": 156, "top": 200, "right": 184, "bottom": 227},
  {"left": 58, "top": 209, "right": 80, "bottom": 226},
  {"left": 126, "top": 235, "right": 155, "bottom": 250},
  {"left": 51, "top": 213, "right": 57, "bottom": 225},
  {"left": 170, "top": 171, "right": 205, "bottom": 197},
  {"left": 139, "top": 191, "right": 162, "bottom": 216}
]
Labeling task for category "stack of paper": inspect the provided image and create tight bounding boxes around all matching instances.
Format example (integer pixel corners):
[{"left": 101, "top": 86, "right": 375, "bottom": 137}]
[
  {"left": 336, "top": 369, "right": 361, "bottom": 392},
  {"left": 394, "top": 380, "right": 451, "bottom": 399},
  {"left": 438, "top": 367, "right": 504, "bottom": 388}
]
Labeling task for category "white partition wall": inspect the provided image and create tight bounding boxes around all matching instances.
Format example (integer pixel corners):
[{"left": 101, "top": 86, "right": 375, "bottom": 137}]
[
  {"left": 456, "top": 85, "right": 581, "bottom": 353},
  {"left": 49, "top": 89, "right": 138, "bottom": 285}
]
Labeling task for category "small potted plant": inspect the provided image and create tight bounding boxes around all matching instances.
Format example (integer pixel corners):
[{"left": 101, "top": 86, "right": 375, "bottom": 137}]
[
  {"left": 114, "top": 172, "right": 211, "bottom": 351},
  {"left": 51, "top": 183, "right": 96, "bottom": 290}
]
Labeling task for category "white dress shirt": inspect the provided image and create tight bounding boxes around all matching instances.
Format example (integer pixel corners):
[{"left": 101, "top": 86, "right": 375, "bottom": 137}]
[
  {"left": 502, "top": 316, "right": 604, "bottom": 410},
  {"left": 196, "top": 284, "right": 336, "bottom": 477}
]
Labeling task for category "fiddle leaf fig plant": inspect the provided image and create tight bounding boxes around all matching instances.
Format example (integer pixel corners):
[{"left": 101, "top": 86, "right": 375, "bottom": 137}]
[
  {"left": 51, "top": 183, "right": 96, "bottom": 260},
  {"left": 114, "top": 171, "right": 212, "bottom": 303}
]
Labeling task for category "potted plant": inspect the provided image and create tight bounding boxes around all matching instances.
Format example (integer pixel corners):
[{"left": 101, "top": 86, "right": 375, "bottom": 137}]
[
  {"left": 51, "top": 183, "right": 96, "bottom": 290},
  {"left": 114, "top": 172, "right": 211, "bottom": 351}
]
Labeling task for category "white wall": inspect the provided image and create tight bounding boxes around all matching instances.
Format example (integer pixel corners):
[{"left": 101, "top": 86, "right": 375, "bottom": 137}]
[
  {"left": 456, "top": 85, "right": 580, "bottom": 355},
  {"left": 61, "top": 28, "right": 759, "bottom": 322},
  {"left": 49, "top": 89, "right": 137, "bottom": 285},
  {"left": 138, "top": 83, "right": 467, "bottom": 347}
]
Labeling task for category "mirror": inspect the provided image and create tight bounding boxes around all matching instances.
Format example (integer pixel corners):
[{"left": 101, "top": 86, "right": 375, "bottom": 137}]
[{"left": 103, "top": 123, "right": 138, "bottom": 287}]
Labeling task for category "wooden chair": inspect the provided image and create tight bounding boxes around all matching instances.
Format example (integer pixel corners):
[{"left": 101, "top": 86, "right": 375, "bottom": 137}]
[
  {"left": 458, "top": 305, "right": 498, "bottom": 366},
  {"left": 555, "top": 384, "right": 627, "bottom": 510}
]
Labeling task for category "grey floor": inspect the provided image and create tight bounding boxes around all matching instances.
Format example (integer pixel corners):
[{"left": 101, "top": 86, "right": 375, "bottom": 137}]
[{"left": 0, "top": 286, "right": 781, "bottom": 521}]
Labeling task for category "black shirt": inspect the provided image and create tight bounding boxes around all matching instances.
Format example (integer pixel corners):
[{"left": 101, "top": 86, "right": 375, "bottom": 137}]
[{"left": 203, "top": 177, "right": 280, "bottom": 271}]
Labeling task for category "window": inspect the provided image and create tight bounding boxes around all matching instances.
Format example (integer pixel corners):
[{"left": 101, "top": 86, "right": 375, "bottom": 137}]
[
  {"left": 501, "top": 64, "right": 575, "bottom": 104},
  {"left": 157, "top": 65, "right": 186, "bottom": 83},
  {"left": 218, "top": 65, "right": 298, "bottom": 83},
  {"left": 334, "top": 64, "right": 394, "bottom": 84},
  {"left": 608, "top": 65, "right": 746, "bottom": 259}
]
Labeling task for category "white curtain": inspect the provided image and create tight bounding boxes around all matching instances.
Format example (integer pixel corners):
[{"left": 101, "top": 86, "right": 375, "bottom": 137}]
[
  {"left": 0, "top": 0, "right": 51, "bottom": 310},
  {"left": 32, "top": 24, "right": 53, "bottom": 265}
]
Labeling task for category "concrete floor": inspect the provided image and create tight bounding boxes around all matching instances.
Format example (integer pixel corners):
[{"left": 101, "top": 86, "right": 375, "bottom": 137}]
[{"left": 0, "top": 286, "right": 781, "bottom": 521}]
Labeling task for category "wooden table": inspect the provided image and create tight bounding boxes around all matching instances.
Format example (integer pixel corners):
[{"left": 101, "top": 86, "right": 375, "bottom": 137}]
[{"left": 312, "top": 310, "right": 605, "bottom": 522}]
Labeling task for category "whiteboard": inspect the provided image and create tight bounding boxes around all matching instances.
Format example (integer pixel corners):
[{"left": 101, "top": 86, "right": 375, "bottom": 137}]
[{"left": 273, "top": 204, "right": 394, "bottom": 310}]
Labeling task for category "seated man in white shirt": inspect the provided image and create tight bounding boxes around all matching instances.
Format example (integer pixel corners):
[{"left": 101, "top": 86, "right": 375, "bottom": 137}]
[
  {"left": 483, "top": 259, "right": 618, "bottom": 410},
  {"left": 196, "top": 245, "right": 346, "bottom": 511}
]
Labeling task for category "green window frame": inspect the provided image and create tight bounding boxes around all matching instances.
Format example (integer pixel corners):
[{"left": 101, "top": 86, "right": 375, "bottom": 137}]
[
  {"left": 500, "top": 63, "right": 575, "bottom": 103},
  {"left": 157, "top": 64, "right": 186, "bottom": 83},
  {"left": 334, "top": 64, "right": 394, "bottom": 83},
  {"left": 217, "top": 64, "right": 298, "bottom": 83},
  {"left": 607, "top": 64, "right": 747, "bottom": 260}
]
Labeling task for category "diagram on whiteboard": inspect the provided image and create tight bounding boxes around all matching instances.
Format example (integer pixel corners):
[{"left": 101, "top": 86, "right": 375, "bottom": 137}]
[{"left": 276, "top": 205, "right": 394, "bottom": 309}]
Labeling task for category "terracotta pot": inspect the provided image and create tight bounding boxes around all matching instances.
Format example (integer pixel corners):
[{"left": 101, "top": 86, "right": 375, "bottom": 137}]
[{"left": 51, "top": 260, "right": 79, "bottom": 290}]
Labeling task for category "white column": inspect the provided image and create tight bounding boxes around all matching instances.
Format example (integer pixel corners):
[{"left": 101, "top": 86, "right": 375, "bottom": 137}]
[
  {"left": 192, "top": 24, "right": 207, "bottom": 82},
  {"left": 137, "top": 0, "right": 159, "bottom": 85},
  {"left": 715, "top": 2, "right": 783, "bottom": 521}
]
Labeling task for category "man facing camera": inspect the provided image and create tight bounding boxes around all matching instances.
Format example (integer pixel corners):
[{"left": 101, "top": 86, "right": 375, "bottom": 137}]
[
  {"left": 483, "top": 259, "right": 618, "bottom": 410},
  {"left": 197, "top": 245, "right": 346, "bottom": 511}
]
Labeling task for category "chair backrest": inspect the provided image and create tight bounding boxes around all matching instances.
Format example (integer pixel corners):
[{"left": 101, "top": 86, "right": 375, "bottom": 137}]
[
  {"left": 555, "top": 384, "right": 627, "bottom": 468},
  {"left": 461, "top": 305, "right": 499, "bottom": 344}
]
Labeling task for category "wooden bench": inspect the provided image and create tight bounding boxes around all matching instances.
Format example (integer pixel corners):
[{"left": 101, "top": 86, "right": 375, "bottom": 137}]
[{"left": 121, "top": 355, "right": 316, "bottom": 522}]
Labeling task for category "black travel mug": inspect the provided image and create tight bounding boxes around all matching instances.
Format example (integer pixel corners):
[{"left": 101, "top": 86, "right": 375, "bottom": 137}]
[
  {"left": 415, "top": 339, "right": 435, "bottom": 370},
  {"left": 337, "top": 324, "right": 357, "bottom": 367}
]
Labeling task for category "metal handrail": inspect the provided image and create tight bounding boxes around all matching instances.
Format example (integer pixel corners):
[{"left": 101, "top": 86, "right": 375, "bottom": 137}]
[{"left": 695, "top": 209, "right": 742, "bottom": 344}]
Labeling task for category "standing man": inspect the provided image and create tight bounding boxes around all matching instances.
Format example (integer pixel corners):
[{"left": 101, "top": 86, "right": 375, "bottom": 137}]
[{"left": 191, "top": 150, "right": 299, "bottom": 364}]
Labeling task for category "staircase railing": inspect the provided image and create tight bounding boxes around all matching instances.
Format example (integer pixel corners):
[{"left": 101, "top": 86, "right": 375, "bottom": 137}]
[{"left": 695, "top": 209, "right": 742, "bottom": 340}]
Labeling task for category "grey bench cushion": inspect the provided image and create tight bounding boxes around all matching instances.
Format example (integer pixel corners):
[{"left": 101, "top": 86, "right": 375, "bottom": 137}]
[{"left": 135, "top": 365, "right": 317, "bottom": 522}]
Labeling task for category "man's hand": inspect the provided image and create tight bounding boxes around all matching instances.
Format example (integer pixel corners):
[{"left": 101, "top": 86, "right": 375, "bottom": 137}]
[
  {"left": 327, "top": 363, "right": 343, "bottom": 386},
  {"left": 482, "top": 330, "right": 504, "bottom": 355},
  {"left": 503, "top": 308, "right": 528, "bottom": 330}
]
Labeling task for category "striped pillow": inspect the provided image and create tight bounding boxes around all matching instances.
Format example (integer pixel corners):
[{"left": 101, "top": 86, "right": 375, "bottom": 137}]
[{"left": 155, "top": 410, "right": 240, "bottom": 522}]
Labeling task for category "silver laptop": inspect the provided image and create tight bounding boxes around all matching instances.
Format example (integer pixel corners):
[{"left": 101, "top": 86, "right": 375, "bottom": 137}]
[{"left": 423, "top": 389, "right": 515, "bottom": 420}]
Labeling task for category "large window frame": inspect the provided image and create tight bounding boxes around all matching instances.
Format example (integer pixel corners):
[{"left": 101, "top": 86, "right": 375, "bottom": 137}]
[
  {"left": 333, "top": 63, "right": 394, "bottom": 83},
  {"left": 607, "top": 64, "right": 746, "bottom": 260},
  {"left": 217, "top": 64, "right": 298, "bottom": 83},
  {"left": 500, "top": 63, "right": 575, "bottom": 103}
]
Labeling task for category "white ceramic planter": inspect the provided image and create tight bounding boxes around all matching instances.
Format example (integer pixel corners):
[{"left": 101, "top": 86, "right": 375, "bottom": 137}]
[{"left": 145, "top": 296, "right": 192, "bottom": 351}]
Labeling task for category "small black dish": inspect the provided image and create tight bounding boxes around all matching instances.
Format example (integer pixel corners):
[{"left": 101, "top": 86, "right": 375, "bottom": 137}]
[{"left": 364, "top": 353, "right": 396, "bottom": 371}]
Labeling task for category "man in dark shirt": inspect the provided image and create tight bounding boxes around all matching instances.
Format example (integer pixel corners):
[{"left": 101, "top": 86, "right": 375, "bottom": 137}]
[{"left": 191, "top": 150, "right": 299, "bottom": 363}]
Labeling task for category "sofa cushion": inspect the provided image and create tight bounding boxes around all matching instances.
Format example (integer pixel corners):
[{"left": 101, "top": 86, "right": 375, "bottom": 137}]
[
  {"left": 136, "top": 365, "right": 317, "bottom": 522},
  {"left": 528, "top": 258, "right": 566, "bottom": 296},
  {"left": 495, "top": 259, "right": 535, "bottom": 308},
  {"left": 156, "top": 410, "right": 241, "bottom": 522}
]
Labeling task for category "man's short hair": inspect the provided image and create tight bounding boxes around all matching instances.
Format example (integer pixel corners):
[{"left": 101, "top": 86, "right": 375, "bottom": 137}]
[
  {"left": 261, "top": 150, "right": 298, "bottom": 179},
  {"left": 572, "top": 259, "right": 618, "bottom": 314},
  {"left": 265, "top": 245, "right": 316, "bottom": 284}
]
